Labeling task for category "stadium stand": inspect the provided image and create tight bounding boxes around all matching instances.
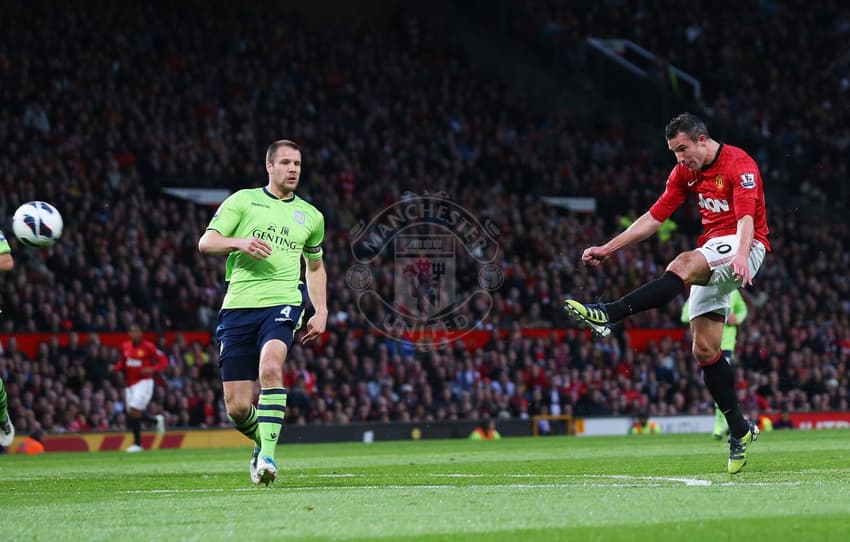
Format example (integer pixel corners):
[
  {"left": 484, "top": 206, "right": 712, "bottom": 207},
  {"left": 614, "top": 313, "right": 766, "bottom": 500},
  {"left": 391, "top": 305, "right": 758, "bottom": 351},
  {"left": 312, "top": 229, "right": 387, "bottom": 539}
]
[{"left": 0, "top": 1, "right": 848, "bottom": 439}]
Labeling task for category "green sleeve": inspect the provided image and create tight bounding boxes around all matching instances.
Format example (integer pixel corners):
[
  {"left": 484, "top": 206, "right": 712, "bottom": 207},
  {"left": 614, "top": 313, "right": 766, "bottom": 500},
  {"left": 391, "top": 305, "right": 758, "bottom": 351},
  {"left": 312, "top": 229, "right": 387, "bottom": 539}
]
[
  {"left": 206, "top": 193, "right": 243, "bottom": 237},
  {"left": 730, "top": 290, "right": 748, "bottom": 324},
  {"left": 303, "top": 211, "right": 325, "bottom": 260}
]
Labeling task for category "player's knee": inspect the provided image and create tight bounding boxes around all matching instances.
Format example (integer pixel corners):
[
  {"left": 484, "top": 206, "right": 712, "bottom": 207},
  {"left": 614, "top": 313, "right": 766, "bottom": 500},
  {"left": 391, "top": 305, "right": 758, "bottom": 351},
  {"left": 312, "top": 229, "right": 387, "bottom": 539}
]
[
  {"left": 261, "top": 339, "right": 289, "bottom": 361},
  {"left": 223, "top": 392, "right": 253, "bottom": 422},
  {"left": 224, "top": 400, "right": 252, "bottom": 423},
  {"left": 258, "top": 362, "right": 284, "bottom": 386},
  {"left": 692, "top": 341, "right": 720, "bottom": 365},
  {"left": 666, "top": 251, "right": 708, "bottom": 285}
]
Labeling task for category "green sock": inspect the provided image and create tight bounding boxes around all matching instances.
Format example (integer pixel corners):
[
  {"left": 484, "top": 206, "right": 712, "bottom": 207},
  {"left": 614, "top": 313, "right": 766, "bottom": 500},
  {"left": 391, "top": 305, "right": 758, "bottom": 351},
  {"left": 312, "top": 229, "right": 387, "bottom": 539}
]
[
  {"left": 257, "top": 387, "right": 287, "bottom": 460},
  {"left": 229, "top": 404, "right": 260, "bottom": 448},
  {"left": 0, "top": 378, "right": 8, "bottom": 424}
]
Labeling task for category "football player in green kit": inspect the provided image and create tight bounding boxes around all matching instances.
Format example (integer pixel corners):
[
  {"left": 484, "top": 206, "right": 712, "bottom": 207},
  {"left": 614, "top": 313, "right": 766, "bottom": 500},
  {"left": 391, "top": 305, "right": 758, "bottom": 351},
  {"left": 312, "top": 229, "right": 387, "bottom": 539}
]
[
  {"left": 199, "top": 139, "right": 327, "bottom": 485},
  {"left": 0, "top": 228, "right": 15, "bottom": 449}
]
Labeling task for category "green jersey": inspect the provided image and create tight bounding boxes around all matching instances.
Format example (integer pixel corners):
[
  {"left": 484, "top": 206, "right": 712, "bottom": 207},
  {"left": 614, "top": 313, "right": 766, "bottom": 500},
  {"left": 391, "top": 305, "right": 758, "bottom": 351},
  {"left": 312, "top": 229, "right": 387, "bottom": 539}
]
[
  {"left": 207, "top": 187, "right": 324, "bottom": 309},
  {"left": 680, "top": 289, "right": 748, "bottom": 352},
  {"left": 0, "top": 229, "right": 10, "bottom": 255}
]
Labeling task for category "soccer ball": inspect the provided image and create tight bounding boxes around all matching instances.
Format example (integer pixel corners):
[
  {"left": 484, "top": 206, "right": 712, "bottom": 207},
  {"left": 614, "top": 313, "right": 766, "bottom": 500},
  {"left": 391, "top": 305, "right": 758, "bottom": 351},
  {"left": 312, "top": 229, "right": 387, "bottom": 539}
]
[{"left": 12, "top": 201, "right": 64, "bottom": 248}]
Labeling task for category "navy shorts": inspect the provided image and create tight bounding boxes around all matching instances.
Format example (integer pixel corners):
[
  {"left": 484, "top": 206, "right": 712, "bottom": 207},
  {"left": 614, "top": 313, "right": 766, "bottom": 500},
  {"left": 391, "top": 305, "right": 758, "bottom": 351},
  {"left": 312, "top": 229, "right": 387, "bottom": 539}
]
[{"left": 216, "top": 284, "right": 306, "bottom": 382}]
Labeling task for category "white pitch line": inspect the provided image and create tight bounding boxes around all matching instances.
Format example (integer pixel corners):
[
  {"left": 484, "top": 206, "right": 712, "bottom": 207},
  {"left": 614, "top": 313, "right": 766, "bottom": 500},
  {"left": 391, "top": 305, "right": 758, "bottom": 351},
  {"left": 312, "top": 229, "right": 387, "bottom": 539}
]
[
  {"left": 116, "top": 483, "right": 662, "bottom": 494},
  {"left": 432, "top": 473, "right": 712, "bottom": 486},
  {"left": 595, "top": 475, "right": 711, "bottom": 487},
  {"left": 7, "top": 478, "right": 804, "bottom": 497},
  {"left": 718, "top": 481, "right": 801, "bottom": 486},
  {"left": 5, "top": 473, "right": 804, "bottom": 497}
]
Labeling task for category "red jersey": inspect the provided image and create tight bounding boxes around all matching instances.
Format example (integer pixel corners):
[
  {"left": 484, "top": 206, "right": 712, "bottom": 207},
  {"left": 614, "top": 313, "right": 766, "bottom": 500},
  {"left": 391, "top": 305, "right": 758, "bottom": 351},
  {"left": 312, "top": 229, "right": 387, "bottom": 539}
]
[
  {"left": 113, "top": 339, "right": 168, "bottom": 387},
  {"left": 649, "top": 144, "right": 770, "bottom": 251}
]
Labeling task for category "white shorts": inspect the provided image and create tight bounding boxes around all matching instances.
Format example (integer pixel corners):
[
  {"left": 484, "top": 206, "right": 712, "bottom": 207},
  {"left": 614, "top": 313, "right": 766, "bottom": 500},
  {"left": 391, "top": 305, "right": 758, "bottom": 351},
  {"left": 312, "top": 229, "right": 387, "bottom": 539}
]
[
  {"left": 125, "top": 379, "right": 154, "bottom": 412},
  {"left": 688, "top": 234, "right": 766, "bottom": 320}
]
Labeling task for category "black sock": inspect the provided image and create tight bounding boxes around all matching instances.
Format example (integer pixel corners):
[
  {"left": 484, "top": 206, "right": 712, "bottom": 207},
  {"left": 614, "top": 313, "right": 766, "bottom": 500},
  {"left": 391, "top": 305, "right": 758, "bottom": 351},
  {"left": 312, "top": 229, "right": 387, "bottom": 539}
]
[
  {"left": 605, "top": 271, "right": 685, "bottom": 323},
  {"left": 702, "top": 355, "right": 749, "bottom": 438},
  {"left": 129, "top": 417, "right": 142, "bottom": 446}
]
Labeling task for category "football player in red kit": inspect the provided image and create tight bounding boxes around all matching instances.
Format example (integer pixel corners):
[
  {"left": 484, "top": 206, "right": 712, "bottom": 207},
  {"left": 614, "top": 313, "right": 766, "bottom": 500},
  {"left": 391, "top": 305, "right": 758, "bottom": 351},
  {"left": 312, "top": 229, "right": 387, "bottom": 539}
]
[
  {"left": 564, "top": 112, "right": 770, "bottom": 474},
  {"left": 111, "top": 324, "right": 168, "bottom": 452}
]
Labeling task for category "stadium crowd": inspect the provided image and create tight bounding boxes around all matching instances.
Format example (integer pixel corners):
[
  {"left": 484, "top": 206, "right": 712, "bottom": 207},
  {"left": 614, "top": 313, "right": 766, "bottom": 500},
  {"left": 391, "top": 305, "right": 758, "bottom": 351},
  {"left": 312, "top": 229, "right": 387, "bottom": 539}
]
[
  {"left": 506, "top": 0, "right": 850, "bottom": 204},
  {"left": 0, "top": 1, "right": 848, "bottom": 440}
]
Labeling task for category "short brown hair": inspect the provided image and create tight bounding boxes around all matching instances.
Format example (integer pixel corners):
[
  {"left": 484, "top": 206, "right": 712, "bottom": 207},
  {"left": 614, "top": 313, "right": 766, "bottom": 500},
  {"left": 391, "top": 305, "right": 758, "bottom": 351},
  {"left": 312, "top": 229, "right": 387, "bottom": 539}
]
[
  {"left": 265, "top": 139, "right": 300, "bottom": 164},
  {"left": 665, "top": 113, "right": 709, "bottom": 141}
]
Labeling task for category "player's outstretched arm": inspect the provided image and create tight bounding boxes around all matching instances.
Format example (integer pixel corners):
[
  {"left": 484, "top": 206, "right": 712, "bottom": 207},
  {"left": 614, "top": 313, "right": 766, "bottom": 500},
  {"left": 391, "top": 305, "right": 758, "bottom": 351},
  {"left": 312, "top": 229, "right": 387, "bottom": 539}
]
[
  {"left": 198, "top": 229, "right": 272, "bottom": 259},
  {"left": 730, "top": 215, "right": 755, "bottom": 287},
  {"left": 582, "top": 211, "right": 662, "bottom": 266},
  {"left": 301, "top": 258, "right": 327, "bottom": 344}
]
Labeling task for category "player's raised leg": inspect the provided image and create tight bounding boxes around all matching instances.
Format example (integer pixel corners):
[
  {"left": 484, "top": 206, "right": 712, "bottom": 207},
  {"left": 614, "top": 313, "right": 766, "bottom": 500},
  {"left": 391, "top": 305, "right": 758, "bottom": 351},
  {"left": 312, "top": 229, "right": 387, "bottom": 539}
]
[
  {"left": 562, "top": 300, "right": 613, "bottom": 337},
  {"left": 565, "top": 252, "right": 704, "bottom": 336}
]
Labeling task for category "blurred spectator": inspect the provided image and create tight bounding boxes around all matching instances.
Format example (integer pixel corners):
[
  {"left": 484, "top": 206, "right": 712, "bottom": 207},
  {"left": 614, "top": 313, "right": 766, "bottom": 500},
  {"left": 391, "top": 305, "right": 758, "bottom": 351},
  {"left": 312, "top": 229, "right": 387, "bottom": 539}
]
[{"left": 0, "top": 1, "right": 847, "bottom": 437}]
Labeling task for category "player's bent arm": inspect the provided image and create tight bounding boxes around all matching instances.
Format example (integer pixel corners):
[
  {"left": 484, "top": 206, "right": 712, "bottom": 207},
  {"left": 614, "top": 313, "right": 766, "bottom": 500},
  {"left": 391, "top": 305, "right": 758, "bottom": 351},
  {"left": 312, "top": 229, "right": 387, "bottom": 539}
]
[
  {"left": 199, "top": 229, "right": 272, "bottom": 259},
  {"left": 0, "top": 253, "right": 13, "bottom": 271},
  {"left": 603, "top": 211, "right": 663, "bottom": 254},
  {"left": 731, "top": 214, "right": 756, "bottom": 286},
  {"left": 198, "top": 229, "right": 242, "bottom": 255},
  {"left": 305, "top": 258, "right": 328, "bottom": 316},
  {"left": 300, "top": 257, "right": 328, "bottom": 344},
  {"left": 151, "top": 349, "right": 169, "bottom": 372},
  {"left": 735, "top": 215, "right": 755, "bottom": 252}
]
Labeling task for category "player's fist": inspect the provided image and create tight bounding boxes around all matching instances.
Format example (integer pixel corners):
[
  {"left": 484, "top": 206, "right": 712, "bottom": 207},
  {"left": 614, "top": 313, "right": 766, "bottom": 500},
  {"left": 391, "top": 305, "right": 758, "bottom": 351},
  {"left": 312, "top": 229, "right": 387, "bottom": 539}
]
[
  {"left": 730, "top": 254, "right": 752, "bottom": 287},
  {"left": 300, "top": 312, "right": 327, "bottom": 345},
  {"left": 581, "top": 246, "right": 609, "bottom": 266}
]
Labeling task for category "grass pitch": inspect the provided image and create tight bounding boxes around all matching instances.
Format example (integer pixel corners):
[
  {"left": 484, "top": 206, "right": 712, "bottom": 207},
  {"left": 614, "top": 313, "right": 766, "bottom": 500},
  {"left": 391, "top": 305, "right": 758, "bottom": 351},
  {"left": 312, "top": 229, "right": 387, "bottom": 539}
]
[{"left": 2, "top": 429, "right": 849, "bottom": 541}]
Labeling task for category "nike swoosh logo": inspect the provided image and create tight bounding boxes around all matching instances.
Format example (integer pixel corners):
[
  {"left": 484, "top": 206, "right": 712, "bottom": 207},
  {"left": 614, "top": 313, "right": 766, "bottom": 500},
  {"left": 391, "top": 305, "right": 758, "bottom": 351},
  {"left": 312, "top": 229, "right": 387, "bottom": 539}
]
[{"left": 688, "top": 180, "right": 699, "bottom": 187}]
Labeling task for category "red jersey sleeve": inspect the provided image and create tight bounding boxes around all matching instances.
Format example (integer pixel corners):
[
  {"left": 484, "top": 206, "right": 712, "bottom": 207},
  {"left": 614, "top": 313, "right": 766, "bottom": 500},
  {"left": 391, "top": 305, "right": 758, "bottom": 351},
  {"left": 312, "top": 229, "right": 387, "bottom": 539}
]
[
  {"left": 146, "top": 342, "right": 169, "bottom": 373},
  {"left": 649, "top": 165, "right": 690, "bottom": 222},
  {"left": 729, "top": 156, "right": 761, "bottom": 219}
]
